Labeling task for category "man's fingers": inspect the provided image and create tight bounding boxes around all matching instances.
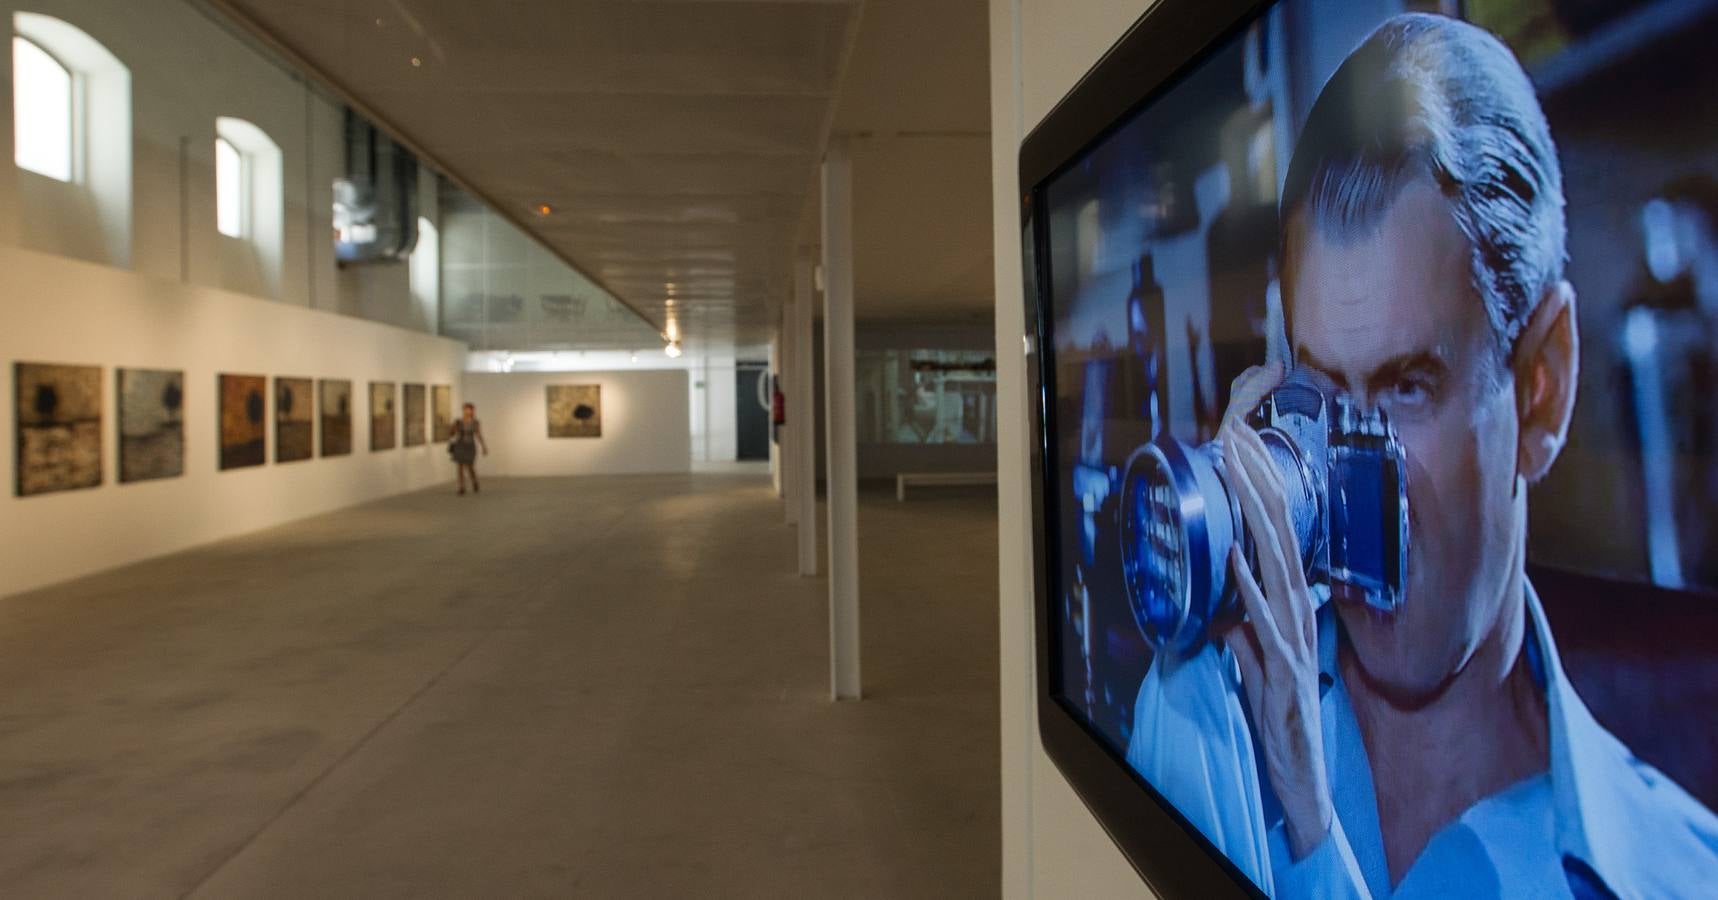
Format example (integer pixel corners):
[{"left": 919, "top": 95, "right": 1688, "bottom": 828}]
[
  {"left": 1226, "top": 620, "right": 1267, "bottom": 698},
  {"left": 1222, "top": 361, "right": 1286, "bottom": 429},
  {"left": 1225, "top": 428, "right": 1300, "bottom": 628},
  {"left": 1231, "top": 426, "right": 1314, "bottom": 604},
  {"left": 1229, "top": 545, "right": 1290, "bottom": 662}
]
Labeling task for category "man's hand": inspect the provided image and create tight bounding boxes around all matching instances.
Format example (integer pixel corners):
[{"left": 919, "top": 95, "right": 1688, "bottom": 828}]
[{"left": 1219, "top": 362, "right": 1335, "bottom": 860}]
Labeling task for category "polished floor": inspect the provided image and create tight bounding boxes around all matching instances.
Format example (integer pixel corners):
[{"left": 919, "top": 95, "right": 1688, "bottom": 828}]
[{"left": 0, "top": 473, "right": 1000, "bottom": 898}]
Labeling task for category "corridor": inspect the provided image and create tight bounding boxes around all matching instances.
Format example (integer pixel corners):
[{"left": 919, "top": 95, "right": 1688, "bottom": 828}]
[{"left": 0, "top": 474, "right": 999, "bottom": 898}]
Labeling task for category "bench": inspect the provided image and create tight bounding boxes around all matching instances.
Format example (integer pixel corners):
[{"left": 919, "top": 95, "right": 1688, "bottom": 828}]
[{"left": 896, "top": 471, "right": 998, "bottom": 501}]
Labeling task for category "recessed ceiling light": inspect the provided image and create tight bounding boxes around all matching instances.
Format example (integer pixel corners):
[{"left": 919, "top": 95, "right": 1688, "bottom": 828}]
[
  {"left": 535, "top": 203, "right": 554, "bottom": 217},
  {"left": 410, "top": 56, "right": 422, "bottom": 67}
]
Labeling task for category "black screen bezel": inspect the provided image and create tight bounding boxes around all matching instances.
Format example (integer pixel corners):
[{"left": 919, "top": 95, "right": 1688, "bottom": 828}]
[{"left": 1018, "top": 1, "right": 1277, "bottom": 896}]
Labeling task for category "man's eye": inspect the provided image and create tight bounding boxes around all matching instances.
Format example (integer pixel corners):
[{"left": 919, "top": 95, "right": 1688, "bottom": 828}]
[{"left": 1386, "top": 377, "right": 1432, "bottom": 407}]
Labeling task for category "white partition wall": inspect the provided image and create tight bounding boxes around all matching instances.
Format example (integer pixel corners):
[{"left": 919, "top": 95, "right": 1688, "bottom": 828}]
[
  {"left": 0, "top": 247, "right": 467, "bottom": 598},
  {"left": 992, "top": 1, "right": 1161, "bottom": 898},
  {"left": 461, "top": 370, "right": 692, "bottom": 477}
]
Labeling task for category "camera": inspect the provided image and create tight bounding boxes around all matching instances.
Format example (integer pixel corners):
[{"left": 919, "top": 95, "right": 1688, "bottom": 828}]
[{"left": 1118, "top": 366, "right": 1410, "bottom": 657}]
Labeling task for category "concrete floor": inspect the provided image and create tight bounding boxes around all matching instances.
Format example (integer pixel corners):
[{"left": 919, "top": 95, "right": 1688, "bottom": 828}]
[{"left": 0, "top": 474, "right": 1000, "bottom": 898}]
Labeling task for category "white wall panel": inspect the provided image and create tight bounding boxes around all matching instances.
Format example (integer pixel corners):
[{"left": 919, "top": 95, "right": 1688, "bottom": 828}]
[
  {"left": 462, "top": 370, "right": 691, "bottom": 477},
  {"left": 0, "top": 246, "right": 466, "bottom": 598}
]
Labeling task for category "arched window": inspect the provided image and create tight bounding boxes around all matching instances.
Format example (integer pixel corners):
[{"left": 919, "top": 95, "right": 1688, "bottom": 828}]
[
  {"left": 12, "top": 34, "right": 73, "bottom": 182},
  {"left": 214, "top": 117, "right": 283, "bottom": 297},
  {"left": 214, "top": 135, "right": 245, "bottom": 237},
  {"left": 13, "top": 13, "right": 131, "bottom": 267}
]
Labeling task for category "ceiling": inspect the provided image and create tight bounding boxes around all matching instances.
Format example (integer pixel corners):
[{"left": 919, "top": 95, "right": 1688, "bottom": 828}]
[
  {"left": 214, "top": 0, "right": 992, "bottom": 349},
  {"left": 825, "top": 0, "right": 994, "bottom": 323}
]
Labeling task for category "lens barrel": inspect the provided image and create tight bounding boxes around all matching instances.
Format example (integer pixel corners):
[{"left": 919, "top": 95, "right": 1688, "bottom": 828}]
[{"left": 1121, "top": 429, "right": 1320, "bottom": 656}]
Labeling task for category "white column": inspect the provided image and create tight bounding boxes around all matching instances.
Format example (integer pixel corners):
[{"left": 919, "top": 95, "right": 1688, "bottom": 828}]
[
  {"left": 782, "top": 301, "right": 799, "bottom": 524},
  {"left": 821, "top": 139, "right": 860, "bottom": 701},
  {"left": 794, "top": 258, "right": 818, "bottom": 577}
]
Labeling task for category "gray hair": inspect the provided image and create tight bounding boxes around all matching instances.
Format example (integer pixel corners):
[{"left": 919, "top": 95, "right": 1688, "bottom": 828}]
[{"left": 1280, "top": 13, "right": 1566, "bottom": 358}]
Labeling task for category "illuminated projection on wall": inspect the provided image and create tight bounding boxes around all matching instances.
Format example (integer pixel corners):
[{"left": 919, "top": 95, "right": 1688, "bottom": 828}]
[
  {"left": 369, "top": 381, "right": 396, "bottom": 451},
  {"left": 14, "top": 362, "right": 102, "bottom": 496},
  {"left": 319, "top": 379, "right": 352, "bottom": 457},
  {"left": 275, "top": 377, "right": 313, "bottom": 463},
  {"left": 546, "top": 384, "right": 601, "bottom": 438},
  {"left": 402, "top": 383, "right": 426, "bottom": 446},
  {"left": 118, "top": 368, "right": 184, "bottom": 483},
  {"left": 857, "top": 350, "right": 997, "bottom": 444}
]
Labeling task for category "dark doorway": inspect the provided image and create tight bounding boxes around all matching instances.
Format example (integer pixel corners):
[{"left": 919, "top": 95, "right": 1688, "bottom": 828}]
[{"left": 736, "top": 363, "right": 770, "bottom": 461}]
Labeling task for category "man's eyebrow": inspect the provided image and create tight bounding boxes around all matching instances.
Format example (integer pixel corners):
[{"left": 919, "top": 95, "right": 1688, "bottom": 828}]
[
  {"left": 1366, "top": 351, "right": 1450, "bottom": 388},
  {"left": 1293, "top": 345, "right": 1347, "bottom": 391},
  {"left": 1292, "top": 347, "right": 1449, "bottom": 391}
]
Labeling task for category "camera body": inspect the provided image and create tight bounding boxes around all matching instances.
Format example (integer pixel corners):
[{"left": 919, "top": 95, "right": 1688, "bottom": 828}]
[{"left": 1118, "top": 367, "right": 1409, "bottom": 657}]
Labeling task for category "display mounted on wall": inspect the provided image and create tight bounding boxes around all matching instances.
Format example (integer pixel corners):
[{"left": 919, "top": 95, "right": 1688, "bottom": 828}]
[
  {"left": 14, "top": 362, "right": 102, "bottom": 496},
  {"left": 402, "top": 383, "right": 426, "bottom": 447},
  {"left": 275, "top": 377, "right": 313, "bottom": 463},
  {"left": 369, "top": 381, "right": 396, "bottom": 451},
  {"left": 1021, "top": 1, "right": 1718, "bottom": 895},
  {"left": 218, "top": 373, "right": 267, "bottom": 470},
  {"left": 319, "top": 378, "right": 352, "bottom": 457},
  {"left": 431, "top": 384, "right": 452, "bottom": 442},
  {"left": 546, "top": 384, "right": 601, "bottom": 438},
  {"left": 117, "top": 368, "right": 184, "bottom": 484}
]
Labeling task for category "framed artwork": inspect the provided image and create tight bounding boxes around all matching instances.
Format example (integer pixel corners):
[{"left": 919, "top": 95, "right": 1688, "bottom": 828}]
[
  {"left": 402, "top": 383, "right": 426, "bottom": 446},
  {"left": 370, "top": 381, "right": 396, "bottom": 451},
  {"left": 319, "top": 379, "right": 352, "bottom": 457},
  {"left": 15, "top": 362, "right": 102, "bottom": 496},
  {"left": 218, "top": 373, "right": 267, "bottom": 470},
  {"left": 118, "top": 368, "right": 184, "bottom": 483},
  {"left": 431, "top": 384, "right": 452, "bottom": 441},
  {"left": 275, "top": 377, "right": 314, "bottom": 463},
  {"left": 546, "top": 384, "right": 601, "bottom": 438}
]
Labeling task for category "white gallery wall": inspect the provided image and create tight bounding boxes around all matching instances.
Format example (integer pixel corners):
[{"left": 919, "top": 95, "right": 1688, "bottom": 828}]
[
  {"left": 0, "top": 246, "right": 467, "bottom": 598},
  {"left": 991, "top": 0, "right": 1160, "bottom": 898},
  {"left": 0, "top": 0, "right": 437, "bottom": 333},
  {"left": 467, "top": 348, "right": 763, "bottom": 465},
  {"left": 462, "top": 370, "right": 692, "bottom": 477}
]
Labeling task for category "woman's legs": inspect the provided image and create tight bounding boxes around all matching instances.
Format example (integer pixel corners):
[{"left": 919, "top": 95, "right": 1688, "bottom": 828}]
[
  {"left": 470, "top": 463, "right": 480, "bottom": 493},
  {"left": 457, "top": 463, "right": 469, "bottom": 494}
]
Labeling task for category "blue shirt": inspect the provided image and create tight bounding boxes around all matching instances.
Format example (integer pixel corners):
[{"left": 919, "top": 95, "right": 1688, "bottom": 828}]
[{"left": 1126, "top": 583, "right": 1718, "bottom": 898}]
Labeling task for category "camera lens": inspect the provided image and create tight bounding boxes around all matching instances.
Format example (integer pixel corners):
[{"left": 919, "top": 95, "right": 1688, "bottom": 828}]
[
  {"left": 1120, "top": 430, "right": 1318, "bottom": 657},
  {"left": 1120, "top": 439, "right": 1239, "bottom": 655}
]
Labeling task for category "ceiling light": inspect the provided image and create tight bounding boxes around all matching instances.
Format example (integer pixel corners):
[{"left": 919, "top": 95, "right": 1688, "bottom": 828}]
[
  {"left": 664, "top": 341, "right": 683, "bottom": 359},
  {"left": 534, "top": 203, "right": 554, "bottom": 217},
  {"left": 630, "top": 352, "right": 638, "bottom": 364},
  {"left": 410, "top": 56, "right": 422, "bottom": 68}
]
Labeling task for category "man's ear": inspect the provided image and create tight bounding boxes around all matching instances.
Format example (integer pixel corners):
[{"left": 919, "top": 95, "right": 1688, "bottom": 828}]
[{"left": 1513, "top": 280, "right": 1579, "bottom": 484}]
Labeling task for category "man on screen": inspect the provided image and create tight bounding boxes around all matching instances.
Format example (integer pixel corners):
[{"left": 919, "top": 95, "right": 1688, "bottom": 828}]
[{"left": 1126, "top": 14, "right": 1718, "bottom": 898}]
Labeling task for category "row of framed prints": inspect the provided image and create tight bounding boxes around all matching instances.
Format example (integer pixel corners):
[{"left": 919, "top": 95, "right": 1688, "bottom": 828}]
[{"left": 13, "top": 362, "right": 453, "bottom": 497}]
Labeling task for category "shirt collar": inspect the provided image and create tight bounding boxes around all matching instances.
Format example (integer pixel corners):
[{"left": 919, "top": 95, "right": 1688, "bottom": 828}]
[
  {"left": 1314, "top": 582, "right": 1641, "bottom": 895},
  {"left": 1522, "top": 581, "right": 1645, "bottom": 896}
]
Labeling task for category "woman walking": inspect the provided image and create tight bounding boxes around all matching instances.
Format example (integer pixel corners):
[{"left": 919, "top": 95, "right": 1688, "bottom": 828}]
[{"left": 449, "top": 402, "right": 487, "bottom": 495}]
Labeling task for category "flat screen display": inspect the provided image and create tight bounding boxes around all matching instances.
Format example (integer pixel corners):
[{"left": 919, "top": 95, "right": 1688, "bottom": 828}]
[{"left": 1034, "top": 1, "right": 1718, "bottom": 895}]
